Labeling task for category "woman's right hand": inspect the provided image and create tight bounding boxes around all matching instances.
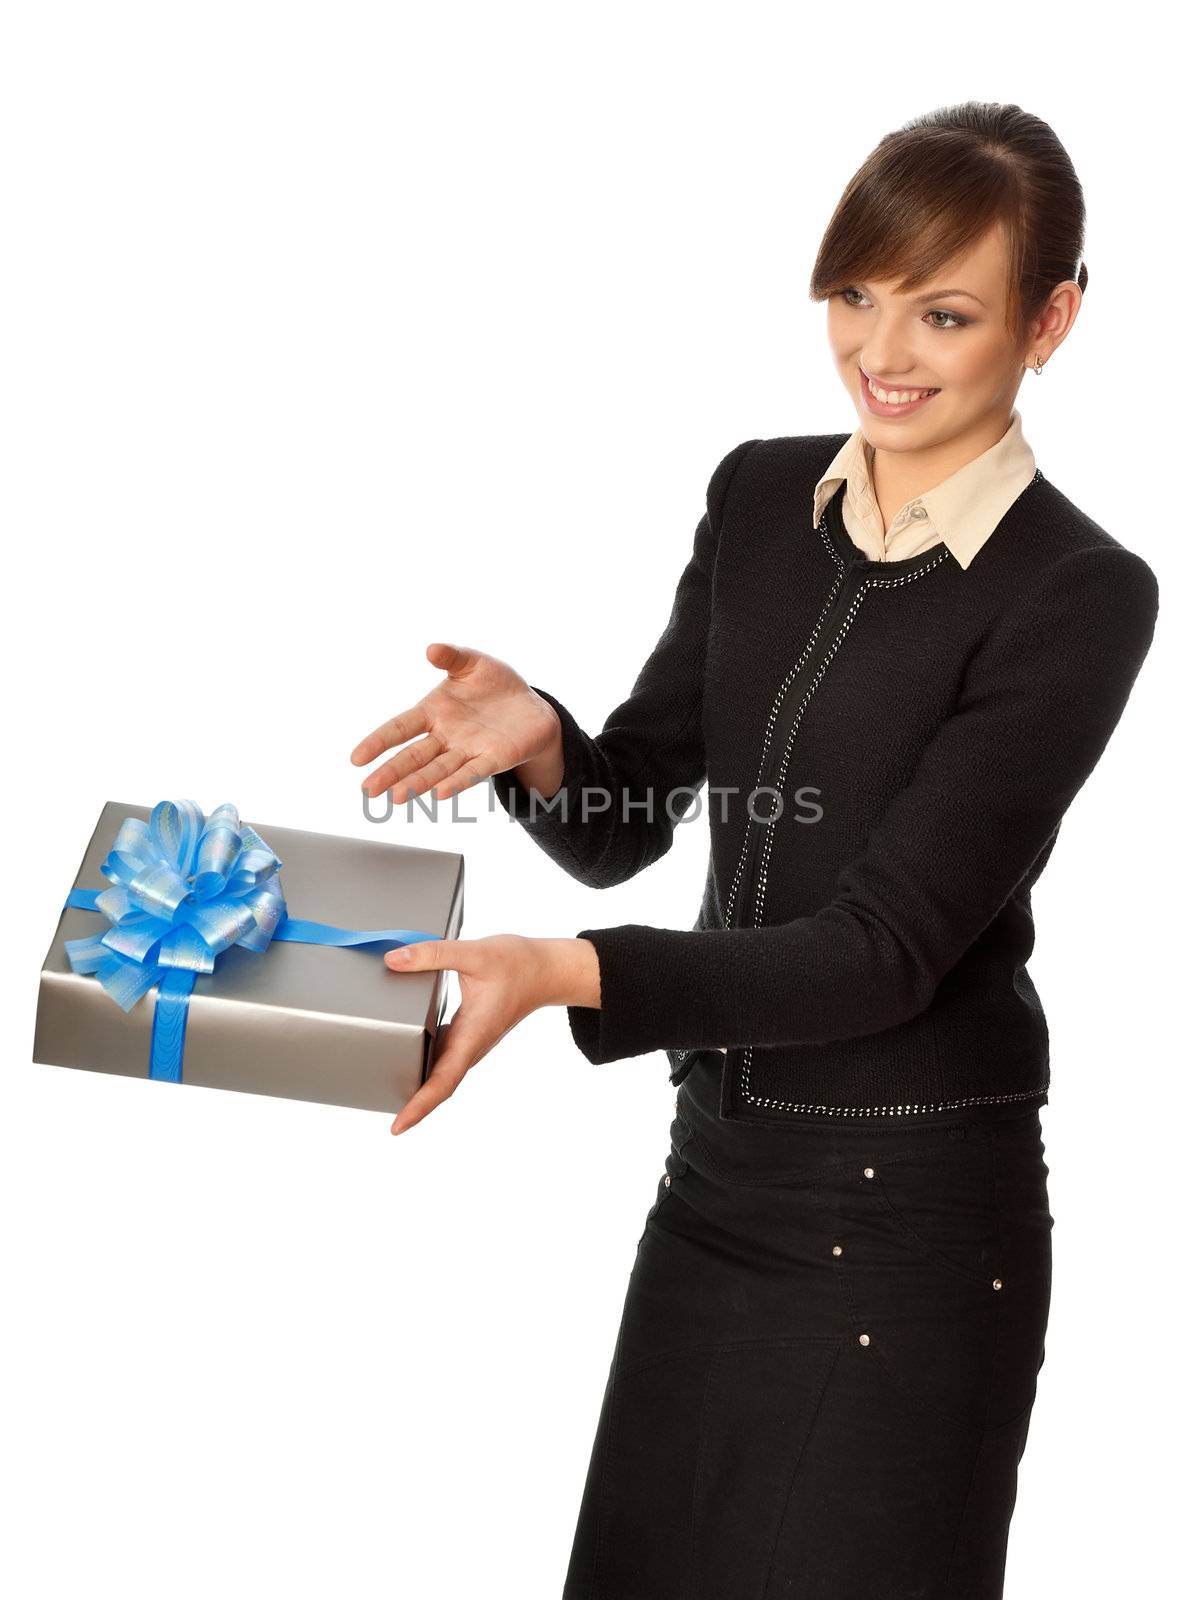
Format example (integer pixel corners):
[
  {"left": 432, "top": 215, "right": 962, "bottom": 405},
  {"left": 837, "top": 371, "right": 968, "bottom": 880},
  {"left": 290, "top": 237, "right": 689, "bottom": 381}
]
[{"left": 350, "top": 642, "right": 565, "bottom": 804}]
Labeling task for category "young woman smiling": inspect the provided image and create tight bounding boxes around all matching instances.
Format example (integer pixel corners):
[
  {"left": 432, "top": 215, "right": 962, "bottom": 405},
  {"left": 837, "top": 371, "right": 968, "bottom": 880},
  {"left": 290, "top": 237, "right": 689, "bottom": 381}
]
[{"left": 351, "top": 102, "right": 1159, "bottom": 1596}]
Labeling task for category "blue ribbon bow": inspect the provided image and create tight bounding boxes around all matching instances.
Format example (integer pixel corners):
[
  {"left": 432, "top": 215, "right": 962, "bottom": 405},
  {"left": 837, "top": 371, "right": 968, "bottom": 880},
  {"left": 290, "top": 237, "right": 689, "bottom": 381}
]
[{"left": 62, "top": 799, "right": 442, "bottom": 1083}]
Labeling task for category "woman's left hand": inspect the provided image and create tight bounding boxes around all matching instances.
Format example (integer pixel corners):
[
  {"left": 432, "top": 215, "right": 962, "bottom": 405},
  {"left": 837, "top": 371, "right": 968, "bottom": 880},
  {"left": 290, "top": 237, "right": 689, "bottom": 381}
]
[{"left": 383, "top": 934, "right": 601, "bottom": 1135}]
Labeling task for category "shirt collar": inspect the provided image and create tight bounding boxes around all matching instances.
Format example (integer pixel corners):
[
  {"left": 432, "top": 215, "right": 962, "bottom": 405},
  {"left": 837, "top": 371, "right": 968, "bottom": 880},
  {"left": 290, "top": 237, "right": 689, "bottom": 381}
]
[{"left": 812, "top": 408, "right": 1038, "bottom": 570}]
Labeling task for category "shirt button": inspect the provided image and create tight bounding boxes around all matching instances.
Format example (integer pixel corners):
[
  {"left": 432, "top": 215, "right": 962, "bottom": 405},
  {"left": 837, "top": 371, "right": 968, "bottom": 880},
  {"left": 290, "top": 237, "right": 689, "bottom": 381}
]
[{"left": 908, "top": 504, "right": 927, "bottom": 519}]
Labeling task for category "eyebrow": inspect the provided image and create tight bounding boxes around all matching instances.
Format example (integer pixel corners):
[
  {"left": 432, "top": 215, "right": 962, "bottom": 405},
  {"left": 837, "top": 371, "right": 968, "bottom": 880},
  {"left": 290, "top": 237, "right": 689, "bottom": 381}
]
[{"left": 910, "top": 287, "right": 987, "bottom": 307}]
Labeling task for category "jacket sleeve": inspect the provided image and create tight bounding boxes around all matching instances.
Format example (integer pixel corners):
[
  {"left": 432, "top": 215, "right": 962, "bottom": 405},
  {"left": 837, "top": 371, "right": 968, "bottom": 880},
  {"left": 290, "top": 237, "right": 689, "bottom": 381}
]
[
  {"left": 491, "top": 437, "right": 762, "bottom": 888},
  {"left": 565, "top": 543, "right": 1161, "bottom": 1064}
]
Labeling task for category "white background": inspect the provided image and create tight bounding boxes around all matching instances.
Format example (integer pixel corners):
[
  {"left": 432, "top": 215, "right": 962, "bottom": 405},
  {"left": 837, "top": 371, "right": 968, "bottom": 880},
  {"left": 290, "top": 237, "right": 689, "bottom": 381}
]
[{"left": 2, "top": 5, "right": 1172, "bottom": 1596}]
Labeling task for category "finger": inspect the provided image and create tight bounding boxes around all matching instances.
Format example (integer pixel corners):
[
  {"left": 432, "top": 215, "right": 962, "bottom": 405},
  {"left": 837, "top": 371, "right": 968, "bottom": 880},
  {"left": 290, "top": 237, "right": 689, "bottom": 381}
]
[
  {"left": 351, "top": 704, "right": 430, "bottom": 766},
  {"left": 431, "top": 753, "right": 499, "bottom": 801},
  {"left": 384, "top": 937, "right": 469, "bottom": 973},
  {"left": 385, "top": 746, "right": 472, "bottom": 804},
  {"left": 425, "top": 641, "right": 479, "bottom": 678},
  {"left": 391, "top": 1062, "right": 465, "bottom": 1134},
  {"left": 363, "top": 734, "right": 443, "bottom": 800},
  {"left": 391, "top": 1024, "right": 471, "bottom": 1134}
]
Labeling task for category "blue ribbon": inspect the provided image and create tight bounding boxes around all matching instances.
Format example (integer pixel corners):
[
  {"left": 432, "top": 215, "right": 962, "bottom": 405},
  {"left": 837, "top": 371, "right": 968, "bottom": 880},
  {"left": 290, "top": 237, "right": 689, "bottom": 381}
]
[{"left": 62, "top": 799, "right": 442, "bottom": 1083}]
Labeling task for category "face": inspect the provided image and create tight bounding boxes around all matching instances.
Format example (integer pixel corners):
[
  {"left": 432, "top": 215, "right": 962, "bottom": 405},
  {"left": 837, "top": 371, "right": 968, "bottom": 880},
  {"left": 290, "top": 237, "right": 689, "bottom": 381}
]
[{"left": 827, "top": 220, "right": 1030, "bottom": 454}]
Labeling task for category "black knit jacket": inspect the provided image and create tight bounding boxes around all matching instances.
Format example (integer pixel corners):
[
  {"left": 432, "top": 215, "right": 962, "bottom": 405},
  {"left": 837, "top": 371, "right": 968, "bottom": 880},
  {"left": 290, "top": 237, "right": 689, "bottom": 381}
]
[{"left": 492, "top": 434, "right": 1160, "bottom": 1122}]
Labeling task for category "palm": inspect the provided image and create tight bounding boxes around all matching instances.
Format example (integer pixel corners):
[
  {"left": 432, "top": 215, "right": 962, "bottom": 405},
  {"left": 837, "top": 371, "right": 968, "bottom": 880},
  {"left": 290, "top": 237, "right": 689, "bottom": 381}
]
[{"left": 350, "top": 643, "right": 559, "bottom": 803}]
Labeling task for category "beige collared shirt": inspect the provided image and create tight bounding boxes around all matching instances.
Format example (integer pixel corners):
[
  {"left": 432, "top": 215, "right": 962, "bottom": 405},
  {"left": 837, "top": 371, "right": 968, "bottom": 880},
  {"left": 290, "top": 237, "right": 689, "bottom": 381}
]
[{"left": 812, "top": 407, "right": 1037, "bottom": 569}]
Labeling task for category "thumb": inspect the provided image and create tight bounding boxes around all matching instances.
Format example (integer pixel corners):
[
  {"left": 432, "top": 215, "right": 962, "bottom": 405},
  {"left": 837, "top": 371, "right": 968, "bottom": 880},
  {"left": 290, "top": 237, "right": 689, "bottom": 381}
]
[
  {"left": 426, "top": 641, "right": 478, "bottom": 677},
  {"left": 384, "top": 936, "right": 466, "bottom": 973}
]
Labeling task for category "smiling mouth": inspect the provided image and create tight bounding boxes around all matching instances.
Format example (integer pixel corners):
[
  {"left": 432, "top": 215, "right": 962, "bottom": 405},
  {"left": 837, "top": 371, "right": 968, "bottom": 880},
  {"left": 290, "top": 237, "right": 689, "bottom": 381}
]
[
  {"left": 859, "top": 367, "right": 941, "bottom": 405},
  {"left": 857, "top": 364, "right": 940, "bottom": 409}
]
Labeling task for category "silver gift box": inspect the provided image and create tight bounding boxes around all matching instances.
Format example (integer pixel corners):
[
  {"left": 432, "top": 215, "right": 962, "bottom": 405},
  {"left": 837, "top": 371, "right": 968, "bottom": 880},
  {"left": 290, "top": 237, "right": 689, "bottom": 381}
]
[{"left": 33, "top": 801, "right": 465, "bottom": 1113}]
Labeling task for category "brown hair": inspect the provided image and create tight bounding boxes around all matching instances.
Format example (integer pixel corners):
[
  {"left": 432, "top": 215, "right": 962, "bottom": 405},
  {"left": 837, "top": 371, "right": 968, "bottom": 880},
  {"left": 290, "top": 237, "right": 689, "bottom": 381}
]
[{"left": 809, "top": 102, "right": 1087, "bottom": 347}]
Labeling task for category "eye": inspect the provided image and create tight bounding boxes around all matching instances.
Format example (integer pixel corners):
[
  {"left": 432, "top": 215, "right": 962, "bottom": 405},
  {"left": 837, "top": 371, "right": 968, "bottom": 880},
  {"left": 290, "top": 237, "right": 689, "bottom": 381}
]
[
  {"left": 926, "top": 309, "right": 970, "bottom": 330},
  {"left": 838, "top": 288, "right": 970, "bottom": 330}
]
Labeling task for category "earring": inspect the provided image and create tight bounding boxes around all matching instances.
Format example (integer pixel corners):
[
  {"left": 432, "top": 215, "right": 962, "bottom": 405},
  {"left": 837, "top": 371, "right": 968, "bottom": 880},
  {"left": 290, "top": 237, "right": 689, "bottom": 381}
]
[{"left": 1033, "top": 353, "right": 1044, "bottom": 376}]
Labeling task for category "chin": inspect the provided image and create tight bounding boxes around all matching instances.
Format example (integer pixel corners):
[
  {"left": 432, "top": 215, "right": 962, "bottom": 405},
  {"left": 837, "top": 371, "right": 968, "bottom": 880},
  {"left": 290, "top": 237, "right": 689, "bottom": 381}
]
[{"left": 860, "top": 418, "right": 945, "bottom": 459}]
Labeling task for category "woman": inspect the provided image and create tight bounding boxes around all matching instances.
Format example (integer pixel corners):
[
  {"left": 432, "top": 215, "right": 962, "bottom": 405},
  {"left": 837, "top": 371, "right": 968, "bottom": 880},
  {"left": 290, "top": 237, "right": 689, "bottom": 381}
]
[{"left": 352, "top": 102, "right": 1159, "bottom": 1597}]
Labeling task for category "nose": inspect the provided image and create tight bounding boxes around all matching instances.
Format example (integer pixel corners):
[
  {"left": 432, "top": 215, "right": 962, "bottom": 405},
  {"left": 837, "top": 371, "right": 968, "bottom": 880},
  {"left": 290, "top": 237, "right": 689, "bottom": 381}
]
[{"left": 859, "top": 325, "right": 921, "bottom": 386}]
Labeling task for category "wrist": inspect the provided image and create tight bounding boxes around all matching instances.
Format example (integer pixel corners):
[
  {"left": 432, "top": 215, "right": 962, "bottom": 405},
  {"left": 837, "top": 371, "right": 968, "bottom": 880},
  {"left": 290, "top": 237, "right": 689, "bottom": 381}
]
[
  {"left": 538, "top": 936, "right": 601, "bottom": 1009},
  {"left": 514, "top": 705, "right": 566, "bottom": 800}
]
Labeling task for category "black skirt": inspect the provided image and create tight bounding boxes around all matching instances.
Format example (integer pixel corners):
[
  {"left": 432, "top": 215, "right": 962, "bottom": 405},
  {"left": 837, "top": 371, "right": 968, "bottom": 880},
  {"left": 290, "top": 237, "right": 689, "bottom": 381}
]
[{"left": 562, "top": 1050, "right": 1053, "bottom": 1600}]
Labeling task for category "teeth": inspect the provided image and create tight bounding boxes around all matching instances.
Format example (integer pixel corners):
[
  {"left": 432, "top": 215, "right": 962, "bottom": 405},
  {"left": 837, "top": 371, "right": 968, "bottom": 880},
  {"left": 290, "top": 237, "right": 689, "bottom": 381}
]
[{"left": 867, "top": 376, "right": 938, "bottom": 405}]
